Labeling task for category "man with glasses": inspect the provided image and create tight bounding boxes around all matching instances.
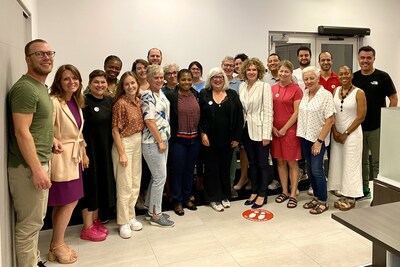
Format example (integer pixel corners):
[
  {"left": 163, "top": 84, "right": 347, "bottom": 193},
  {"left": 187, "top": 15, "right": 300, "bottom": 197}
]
[
  {"left": 221, "top": 56, "right": 241, "bottom": 93},
  {"left": 353, "top": 45, "right": 397, "bottom": 200},
  {"left": 8, "top": 39, "right": 55, "bottom": 267}
]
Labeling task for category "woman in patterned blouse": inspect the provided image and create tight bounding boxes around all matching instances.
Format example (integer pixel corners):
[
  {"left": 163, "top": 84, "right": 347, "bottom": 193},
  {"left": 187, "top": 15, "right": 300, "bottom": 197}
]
[{"left": 297, "top": 66, "right": 335, "bottom": 215}]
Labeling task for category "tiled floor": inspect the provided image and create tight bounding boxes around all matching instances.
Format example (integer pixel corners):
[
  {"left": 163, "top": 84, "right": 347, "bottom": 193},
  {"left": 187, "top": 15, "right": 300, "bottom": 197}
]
[{"left": 39, "top": 190, "right": 373, "bottom": 267}]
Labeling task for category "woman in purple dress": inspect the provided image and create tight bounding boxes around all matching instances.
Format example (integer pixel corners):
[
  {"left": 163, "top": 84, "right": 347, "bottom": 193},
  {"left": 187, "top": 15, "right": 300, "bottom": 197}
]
[{"left": 48, "top": 64, "right": 86, "bottom": 264}]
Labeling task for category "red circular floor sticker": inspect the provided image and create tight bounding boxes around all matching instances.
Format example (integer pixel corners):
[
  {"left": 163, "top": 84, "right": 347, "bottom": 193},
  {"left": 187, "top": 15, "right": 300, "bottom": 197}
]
[{"left": 242, "top": 209, "right": 274, "bottom": 222}]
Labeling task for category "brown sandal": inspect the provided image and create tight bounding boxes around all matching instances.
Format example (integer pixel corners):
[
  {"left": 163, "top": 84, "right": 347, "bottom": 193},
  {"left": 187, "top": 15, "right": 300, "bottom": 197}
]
[
  {"left": 287, "top": 197, "right": 298, "bottom": 208},
  {"left": 303, "top": 198, "right": 318, "bottom": 209},
  {"left": 275, "top": 193, "right": 289, "bottom": 203},
  {"left": 338, "top": 198, "right": 355, "bottom": 211},
  {"left": 48, "top": 243, "right": 77, "bottom": 264},
  {"left": 310, "top": 203, "right": 329, "bottom": 215}
]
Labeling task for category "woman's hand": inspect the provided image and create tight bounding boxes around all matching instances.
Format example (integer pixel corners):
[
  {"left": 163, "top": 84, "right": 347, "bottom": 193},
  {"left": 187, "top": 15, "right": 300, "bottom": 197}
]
[
  {"left": 119, "top": 153, "right": 128, "bottom": 167},
  {"left": 277, "top": 127, "right": 287, "bottom": 137},
  {"left": 231, "top": 140, "right": 239, "bottom": 148},
  {"left": 311, "top": 141, "right": 322, "bottom": 156},
  {"left": 262, "top": 139, "right": 270, "bottom": 147},
  {"left": 337, "top": 133, "right": 348, "bottom": 144},
  {"left": 83, "top": 154, "right": 90, "bottom": 169},
  {"left": 52, "top": 138, "right": 63, "bottom": 154},
  {"left": 201, "top": 133, "right": 210, "bottom": 147},
  {"left": 158, "top": 141, "right": 167, "bottom": 153},
  {"left": 272, "top": 127, "right": 280, "bottom": 137}
]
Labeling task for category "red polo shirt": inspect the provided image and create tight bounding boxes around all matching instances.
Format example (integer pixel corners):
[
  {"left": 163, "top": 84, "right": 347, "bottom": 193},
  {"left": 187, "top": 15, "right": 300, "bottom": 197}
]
[{"left": 319, "top": 71, "right": 341, "bottom": 94}]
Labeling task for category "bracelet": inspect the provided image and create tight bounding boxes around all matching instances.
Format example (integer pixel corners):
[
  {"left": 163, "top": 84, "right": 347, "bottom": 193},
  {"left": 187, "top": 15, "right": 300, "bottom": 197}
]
[
  {"left": 317, "top": 138, "right": 323, "bottom": 143},
  {"left": 345, "top": 130, "right": 350, "bottom": 135}
]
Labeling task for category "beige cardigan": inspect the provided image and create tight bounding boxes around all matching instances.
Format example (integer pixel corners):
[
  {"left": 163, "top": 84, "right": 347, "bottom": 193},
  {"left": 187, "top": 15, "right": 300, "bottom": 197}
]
[{"left": 50, "top": 96, "right": 85, "bottom": 182}]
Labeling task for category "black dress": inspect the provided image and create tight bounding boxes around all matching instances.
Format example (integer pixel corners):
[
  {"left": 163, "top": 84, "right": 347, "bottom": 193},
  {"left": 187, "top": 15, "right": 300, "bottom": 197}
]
[
  {"left": 199, "top": 88, "right": 244, "bottom": 202},
  {"left": 81, "top": 94, "right": 116, "bottom": 218}
]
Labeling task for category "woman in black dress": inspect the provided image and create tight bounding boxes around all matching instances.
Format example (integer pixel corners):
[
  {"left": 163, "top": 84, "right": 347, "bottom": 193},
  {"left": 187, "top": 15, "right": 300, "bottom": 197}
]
[
  {"left": 199, "top": 67, "right": 243, "bottom": 212},
  {"left": 80, "top": 70, "right": 115, "bottom": 241}
]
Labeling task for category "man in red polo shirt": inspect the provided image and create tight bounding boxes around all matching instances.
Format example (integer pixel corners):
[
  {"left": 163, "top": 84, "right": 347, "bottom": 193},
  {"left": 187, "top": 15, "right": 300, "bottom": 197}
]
[{"left": 319, "top": 51, "right": 341, "bottom": 94}]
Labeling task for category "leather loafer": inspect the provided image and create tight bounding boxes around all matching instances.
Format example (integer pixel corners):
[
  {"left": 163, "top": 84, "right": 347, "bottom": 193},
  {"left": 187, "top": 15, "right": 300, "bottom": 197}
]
[
  {"left": 174, "top": 206, "right": 185, "bottom": 216},
  {"left": 184, "top": 201, "right": 197, "bottom": 211}
]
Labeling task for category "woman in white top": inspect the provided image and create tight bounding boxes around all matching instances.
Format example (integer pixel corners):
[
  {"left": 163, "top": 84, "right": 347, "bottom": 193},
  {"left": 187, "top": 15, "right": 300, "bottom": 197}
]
[
  {"left": 328, "top": 65, "right": 366, "bottom": 211},
  {"left": 239, "top": 58, "right": 273, "bottom": 209},
  {"left": 297, "top": 66, "right": 334, "bottom": 215}
]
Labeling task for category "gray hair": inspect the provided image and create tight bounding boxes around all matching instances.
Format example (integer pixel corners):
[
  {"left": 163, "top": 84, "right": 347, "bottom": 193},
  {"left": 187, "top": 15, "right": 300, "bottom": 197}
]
[
  {"left": 147, "top": 64, "right": 164, "bottom": 78},
  {"left": 302, "top": 66, "right": 320, "bottom": 80},
  {"left": 205, "top": 67, "right": 229, "bottom": 91},
  {"left": 221, "top": 56, "right": 234, "bottom": 64},
  {"left": 163, "top": 63, "right": 179, "bottom": 74}
]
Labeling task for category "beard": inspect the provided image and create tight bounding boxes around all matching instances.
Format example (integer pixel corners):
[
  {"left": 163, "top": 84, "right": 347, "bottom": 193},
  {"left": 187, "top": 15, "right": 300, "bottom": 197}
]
[
  {"left": 299, "top": 60, "right": 311, "bottom": 68},
  {"left": 32, "top": 63, "right": 53, "bottom": 76}
]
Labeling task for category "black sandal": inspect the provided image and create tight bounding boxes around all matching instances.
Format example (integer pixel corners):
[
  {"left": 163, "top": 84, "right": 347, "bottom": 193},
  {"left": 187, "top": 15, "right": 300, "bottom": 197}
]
[
  {"left": 287, "top": 197, "right": 298, "bottom": 208},
  {"left": 275, "top": 193, "right": 289, "bottom": 203},
  {"left": 303, "top": 198, "right": 318, "bottom": 209},
  {"left": 310, "top": 203, "right": 329, "bottom": 215}
]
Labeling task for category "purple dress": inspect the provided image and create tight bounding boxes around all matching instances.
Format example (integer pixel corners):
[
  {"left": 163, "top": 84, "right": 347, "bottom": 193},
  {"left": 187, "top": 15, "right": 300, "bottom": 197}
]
[{"left": 48, "top": 99, "right": 84, "bottom": 206}]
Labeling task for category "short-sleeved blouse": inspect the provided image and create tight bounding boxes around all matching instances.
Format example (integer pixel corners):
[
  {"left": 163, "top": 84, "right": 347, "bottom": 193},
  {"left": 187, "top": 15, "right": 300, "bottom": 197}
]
[
  {"left": 141, "top": 90, "right": 171, "bottom": 143},
  {"left": 297, "top": 86, "right": 335, "bottom": 145},
  {"left": 112, "top": 94, "right": 144, "bottom": 138}
]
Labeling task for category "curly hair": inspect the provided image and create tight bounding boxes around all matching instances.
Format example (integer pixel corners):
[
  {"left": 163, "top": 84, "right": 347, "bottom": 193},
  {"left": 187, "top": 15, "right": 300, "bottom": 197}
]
[
  {"left": 239, "top": 57, "right": 266, "bottom": 81},
  {"left": 50, "top": 64, "right": 85, "bottom": 108}
]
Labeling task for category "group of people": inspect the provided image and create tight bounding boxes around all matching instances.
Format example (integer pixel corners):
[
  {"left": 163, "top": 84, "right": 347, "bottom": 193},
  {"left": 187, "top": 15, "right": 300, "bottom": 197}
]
[{"left": 7, "top": 39, "right": 397, "bottom": 267}]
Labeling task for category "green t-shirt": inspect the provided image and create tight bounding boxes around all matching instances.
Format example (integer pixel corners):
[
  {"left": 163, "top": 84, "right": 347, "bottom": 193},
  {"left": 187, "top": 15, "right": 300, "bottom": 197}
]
[{"left": 8, "top": 75, "right": 54, "bottom": 167}]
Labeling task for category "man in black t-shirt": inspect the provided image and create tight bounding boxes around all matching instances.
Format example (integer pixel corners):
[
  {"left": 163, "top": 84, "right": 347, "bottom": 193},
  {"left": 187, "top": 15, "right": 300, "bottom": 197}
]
[{"left": 353, "top": 46, "right": 398, "bottom": 199}]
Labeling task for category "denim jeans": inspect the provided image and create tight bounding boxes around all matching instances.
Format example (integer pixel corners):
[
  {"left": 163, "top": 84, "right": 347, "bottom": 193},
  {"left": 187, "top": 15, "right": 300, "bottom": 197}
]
[
  {"left": 300, "top": 138, "right": 327, "bottom": 202},
  {"left": 142, "top": 142, "right": 168, "bottom": 215},
  {"left": 242, "top": 126, "right": 272, "bottom": 197},
  {"left": 169, "top": 137, "right": 200, "bottom": 205}
]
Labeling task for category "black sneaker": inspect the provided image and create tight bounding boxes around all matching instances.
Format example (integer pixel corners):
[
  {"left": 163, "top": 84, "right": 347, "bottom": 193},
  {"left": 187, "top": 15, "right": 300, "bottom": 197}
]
[{"left": 37, "top": 261, "right": 47, "bottom": 267}]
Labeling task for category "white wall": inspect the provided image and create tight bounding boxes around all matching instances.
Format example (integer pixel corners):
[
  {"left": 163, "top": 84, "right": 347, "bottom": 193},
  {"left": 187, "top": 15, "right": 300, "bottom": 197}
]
[{"left": 37, "top": 0, "right": 400, "bottom": 88}]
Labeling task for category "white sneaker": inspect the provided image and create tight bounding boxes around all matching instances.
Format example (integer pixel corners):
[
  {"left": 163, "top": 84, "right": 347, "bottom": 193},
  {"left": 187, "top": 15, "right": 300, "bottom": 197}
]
[
  {"left": 221, "top": 199, "right": 230, "bottom": 208},
  {"left": 268, "top": 179, "right": 281, "bottom": 190},
  {"left": 119, "top": 224, "right": 131, "bottom": 239},
  {"left": 210, "top": 202, "right": 224, "bottom": 212},
  {"left": 307, "top": 186, "right": 314, "bottom": 196},
  {"left": 129, "top": 218, "right": 143, "bottom": 231}
]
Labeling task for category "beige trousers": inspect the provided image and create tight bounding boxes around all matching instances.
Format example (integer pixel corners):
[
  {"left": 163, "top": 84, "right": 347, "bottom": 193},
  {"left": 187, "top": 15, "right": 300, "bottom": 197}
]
[
  {"left": 8, "top": 163, "right": 49, "bottom": 267},
  {"left": 112, "top": 133, "right": 142, "bottom": 225}
]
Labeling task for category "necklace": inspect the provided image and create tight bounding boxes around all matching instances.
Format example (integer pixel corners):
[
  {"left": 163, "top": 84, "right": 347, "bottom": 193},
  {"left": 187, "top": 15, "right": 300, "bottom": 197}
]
[{"left": 340, "top": 85, "right": 353, "bottom": 112}]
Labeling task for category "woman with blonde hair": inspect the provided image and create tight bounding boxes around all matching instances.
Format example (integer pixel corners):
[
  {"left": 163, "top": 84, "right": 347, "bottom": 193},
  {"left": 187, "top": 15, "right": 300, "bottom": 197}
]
[{"left": 238, "top": 58, "right": 273, "bottom": 209}]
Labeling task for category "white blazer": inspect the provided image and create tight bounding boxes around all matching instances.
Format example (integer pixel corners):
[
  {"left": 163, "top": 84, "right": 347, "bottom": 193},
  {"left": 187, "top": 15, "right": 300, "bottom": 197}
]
[{"left": 239, "top": 80, "right": 273, "bottom": 141}]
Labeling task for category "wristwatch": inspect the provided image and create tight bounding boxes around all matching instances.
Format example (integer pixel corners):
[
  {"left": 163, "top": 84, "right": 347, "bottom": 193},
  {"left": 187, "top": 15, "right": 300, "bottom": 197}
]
[{"left": 317, "top": 138, "right": 323, "bottom": 143}]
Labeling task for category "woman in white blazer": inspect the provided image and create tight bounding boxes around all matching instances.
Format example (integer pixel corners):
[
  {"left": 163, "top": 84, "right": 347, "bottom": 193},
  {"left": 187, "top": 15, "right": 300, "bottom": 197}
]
[{"left": 239, "top": 58, "right": 273, "bottom": 209}]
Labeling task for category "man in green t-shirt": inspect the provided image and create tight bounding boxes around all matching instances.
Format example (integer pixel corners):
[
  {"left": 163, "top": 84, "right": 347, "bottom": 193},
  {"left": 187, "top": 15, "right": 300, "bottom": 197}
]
[{"left": 8, "top": 39, "right": 55, "bottom": 267}]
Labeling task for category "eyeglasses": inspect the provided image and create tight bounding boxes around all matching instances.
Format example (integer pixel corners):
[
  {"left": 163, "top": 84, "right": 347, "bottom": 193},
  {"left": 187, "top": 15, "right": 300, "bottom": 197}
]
[
  {"left": 165, "top": 71, "right": 177, "bottom": 76},
  {"left": 223, "top": 64, "right": 234, "bottom": 68},
  {"left": 212, "top": 76, "right": 224, "bottom": 80},
  {"left": 28, "top": 51, "right": 56, "bottom": 58}
]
